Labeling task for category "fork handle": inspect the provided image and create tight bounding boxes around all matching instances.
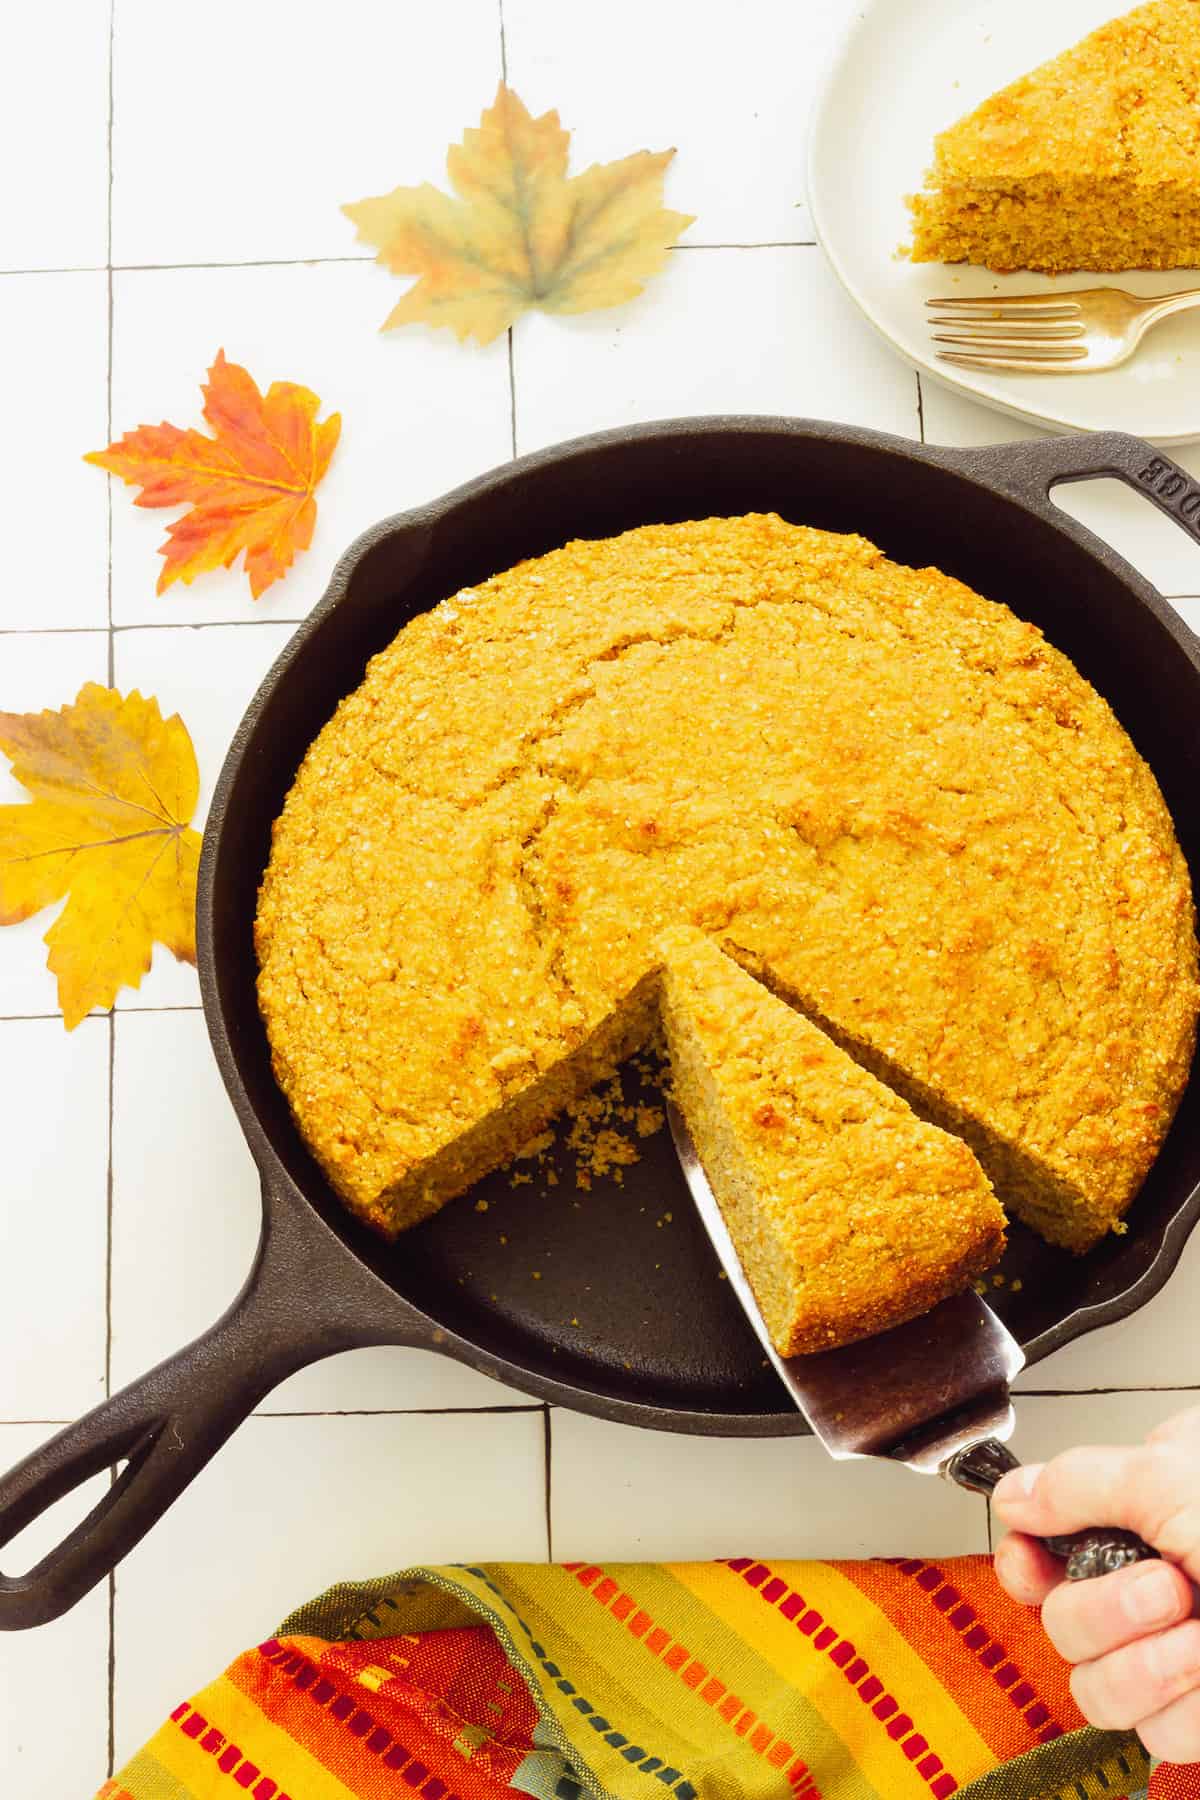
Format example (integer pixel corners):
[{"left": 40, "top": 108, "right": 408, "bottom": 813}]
[
  {"left": 946, "top": 1439, "right": 1158, "bottom": 1582},
  {"left": 1142, "top": 289, "right": 1200, "bottom": 330},
  {"left": 951, "top": 430, "right": 1200, "bottom": 559}
]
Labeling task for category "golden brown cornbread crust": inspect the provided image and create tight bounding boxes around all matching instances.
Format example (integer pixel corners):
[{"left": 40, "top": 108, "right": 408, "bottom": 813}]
[
  {"left": 658, "top": 929, "right": 1005, "bottom": 1355},
  {"left": 255, "top": 514, "right": 1199, "bottom": 1249},
  {"left": 907, "top": 0, "right": 1200, "bottom": 273}
]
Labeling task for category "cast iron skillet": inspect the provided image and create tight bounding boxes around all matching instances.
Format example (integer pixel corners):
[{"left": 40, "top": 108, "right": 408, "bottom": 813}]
[{"left": 3, "top": 419, "right": 1200, "bottom": 1630}]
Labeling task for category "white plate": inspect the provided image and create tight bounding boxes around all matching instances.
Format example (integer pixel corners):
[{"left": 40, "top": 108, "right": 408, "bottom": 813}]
[{"left": 808, "top": 0, "right": 1200, "bottom": 445}]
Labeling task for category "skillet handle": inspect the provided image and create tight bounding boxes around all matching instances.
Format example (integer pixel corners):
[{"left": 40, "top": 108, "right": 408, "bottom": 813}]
[
  {"left": 947, "top": 430, "right": 1200, "bottom": 555},
  {"left": 0, "top": 1184, "right": 424, "bottom": 1630},
  {"left": 947, "top": 1439, "right": 1159, "bottom": 1582}
]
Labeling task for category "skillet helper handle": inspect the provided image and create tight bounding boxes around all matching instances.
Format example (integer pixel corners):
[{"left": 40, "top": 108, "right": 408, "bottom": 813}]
[
  {"left": 0, "top": 1193, "right": 415, "bottom": 1630},
  {"left": 947, "top": 1439, "right": 1158, "bottom": 1582},
  {"left": 953, "top": 430, "right": 1200, "bottom": 555}
]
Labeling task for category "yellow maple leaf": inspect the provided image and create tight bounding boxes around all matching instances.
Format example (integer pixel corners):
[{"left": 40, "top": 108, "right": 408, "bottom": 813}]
[
  {"left": 343, "top": 85, "right": 694, "bottom": 344},
  {"left": 0, "top": 684, "right": 202, "bottom": 1027}
]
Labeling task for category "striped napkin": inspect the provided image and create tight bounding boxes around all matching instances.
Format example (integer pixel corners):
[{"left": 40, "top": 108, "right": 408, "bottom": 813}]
[{"left": 99, "top": 1554, "right": 1188, "bottom": 1799}]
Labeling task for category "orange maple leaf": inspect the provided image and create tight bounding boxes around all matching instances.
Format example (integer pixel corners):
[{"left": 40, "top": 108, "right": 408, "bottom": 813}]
[
  {"left": 86, "top": 351, "right": 341, "bottom": 599},
  {"left": 0, "top": 684, "right": 202, "bottom": 1027},
  {"left": 343, "top": 85, "right": 694, "bottom": 344}
]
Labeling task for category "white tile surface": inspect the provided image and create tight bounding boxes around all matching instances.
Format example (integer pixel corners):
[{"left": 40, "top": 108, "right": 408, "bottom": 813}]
[
  {"left": 111, "top": 1008, "right": 528, "bottom": 1411},
  {"left": 0, "top": 273, "right": 109, "bottom": 629},
  {"left": 0, "top": 1019, "right": 107, "bottom": 1419},
  {"left": 550, "top": 1409, "right": 990, "bottom": 1563},
  {"left": 109, "top": 261, "right": 511, "bottom": 625},
  {"left": 0, "top": 1426, "right": 109, "bottom": 1799},
  {"left": 112, "top": 1409, "right": 548, "bottom": 1763},
  {"left": 111, "top": 621, "right": 294, "bottom": 828},
  {"left": 0, "top": 10, "right": 110, "bottom": 270},
  {"left": 516, "top": 246, "right": 921, "bottom": 452},
  {"left": 921, "top": 379, "right": 1200, "bottom": 597},
  {"left": 0, "top": 631, "right": 109, "bottom": 1018},
  {"left": 1006, "top": 1390, "right": 1200, "bottom": 1480},
  {"left": 502, "top": 0, "right": 847, "bottom": 245},
  {"left": 112, "top": 0, "right": 502, "bottom": 266}
]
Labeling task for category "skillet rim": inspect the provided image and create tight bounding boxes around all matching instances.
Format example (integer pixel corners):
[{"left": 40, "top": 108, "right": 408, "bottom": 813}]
[{"left": 196, "top": 413, "right": 1200, "bottom": 1431}]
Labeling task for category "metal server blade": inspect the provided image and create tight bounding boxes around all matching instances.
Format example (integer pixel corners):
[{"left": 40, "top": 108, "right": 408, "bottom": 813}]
[{"left": 667, "top": 1102, "right": 1024, "bottom": 1476}]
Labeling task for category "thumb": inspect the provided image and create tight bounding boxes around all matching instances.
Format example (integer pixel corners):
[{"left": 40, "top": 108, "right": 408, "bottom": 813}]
[{"left": 994, "top": 1443, "right": 1200, "bottom": 1585}]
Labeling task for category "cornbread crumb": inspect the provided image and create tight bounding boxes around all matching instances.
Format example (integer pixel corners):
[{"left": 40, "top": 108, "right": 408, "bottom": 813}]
[
  {"left": 908, "top": 0, "right": 1200, "bottom": 272},
  {"left": 256, "top": 514, "right": 1198, "bottom": 1256},
  {"left": 660, "top": 929, "right": 1005, "bottom": 1355},
  {"left": 502, "top": 1057, "right": 666, "bottom": 1190}
]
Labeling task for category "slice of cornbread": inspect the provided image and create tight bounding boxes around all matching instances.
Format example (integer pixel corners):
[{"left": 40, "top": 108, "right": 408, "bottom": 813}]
[
  {"left": 907, "top": 0, "right": 1200, "bottom": 273},
  {"left": 658, "top": 930, "right": 1006, "bottom": 1356}
]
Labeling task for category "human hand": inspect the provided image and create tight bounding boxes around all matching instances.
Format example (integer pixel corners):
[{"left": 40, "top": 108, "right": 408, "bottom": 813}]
[{"left": 992, "top": 1407, "right": 1200, "bottom": 1762}]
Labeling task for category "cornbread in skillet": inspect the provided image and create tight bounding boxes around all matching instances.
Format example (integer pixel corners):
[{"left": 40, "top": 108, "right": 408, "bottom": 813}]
[
  {"left": 907, "top": 0, "right": 1200, "bottom": 273},
  {"left": 255, "top": 514, "right": 1199, "bottom": 1251},
  {"left": 658, "top": 929, "right": 1005, "bottom": 1355}
]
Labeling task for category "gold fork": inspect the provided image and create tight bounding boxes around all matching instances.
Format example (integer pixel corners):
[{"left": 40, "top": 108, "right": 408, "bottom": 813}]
[{"left": 927, "top": 285, "right": 1200, "bottom": 373}]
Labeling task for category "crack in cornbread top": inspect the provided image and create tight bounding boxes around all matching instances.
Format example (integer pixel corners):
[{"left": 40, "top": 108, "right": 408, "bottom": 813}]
[{"left": 255, "top": 514, "right": 1199, "bottom": 1238}]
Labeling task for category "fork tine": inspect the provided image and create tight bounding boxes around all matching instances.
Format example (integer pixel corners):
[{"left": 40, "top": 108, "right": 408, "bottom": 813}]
[
  {"left": 932, "top": 334, "right": 1087, "bottom": 354},
  {"left": 937, "top": 348, "right": 1090, "bottom": 372},
  {"left": 927, "top": 294, "right": 1083, "bottom": 318},
  {"left": 929, "top": 319, "right": 1086, "bottom": 340}
]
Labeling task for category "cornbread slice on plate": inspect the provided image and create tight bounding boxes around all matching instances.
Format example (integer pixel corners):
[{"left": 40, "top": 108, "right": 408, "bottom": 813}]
[
  {"left": 256, "top": 516, "right": 1199, "bottom": 1253},
  {"left": 907, "top": 0, "right": 1200, "bottom": 273},
  {"left": 658, "top": 930, "right": 1006, "bottom": 1356}
]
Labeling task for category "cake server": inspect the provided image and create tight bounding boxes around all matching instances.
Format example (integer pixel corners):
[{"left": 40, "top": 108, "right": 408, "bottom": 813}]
[{"left": 667, "top": 1101, "right": 1156, "bottom": 1581}]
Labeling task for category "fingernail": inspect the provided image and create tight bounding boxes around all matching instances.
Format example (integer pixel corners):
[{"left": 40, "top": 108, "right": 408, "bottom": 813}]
[
  {"left": 1125, "top": 1564, "right": 1181, "bottom": 1629},
  {"left": 995, "top": 1463, "right": 1043, "bottom": 1506}
]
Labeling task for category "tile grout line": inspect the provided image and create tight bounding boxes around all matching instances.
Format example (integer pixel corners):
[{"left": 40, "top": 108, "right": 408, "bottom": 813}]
[
  {"left": 104, "top": 4, "right": 118, "bottom": 1775},
  {"left": 507, "top": 332, "right": 518, "bottom": 459},
  {"left": 1, "top": 1404, "right": 555, "bottom": 1425},
  {"left": 1016, "top": 1384, "right": 1200, "bottom": 1396},
  {"left": 104, "top": 1022, "right": 115, "bottom": 1406},
  {"left": 252, "top": 1404, "right": 549, "bottom": 1418},
  {"left": 672, "top": 240, "right": 818, "bottom": 251},
  {"left": 1, "top": 619, "right": 310, "bottom": 636},
  {"left": 0, "top": 1004, "right": 202, "bottom": 1022},
  {"left": 4, "top": 1384, "right": 1198, "bottom": 1430},
  {"left": 2, "top": 606, "right": 1197, "bottom": 646},
  {"left": 104, "top": 0, "right": 115, "bottom": 688},
  {"left": 0, "top": 1419, "right": 79, "bottom": 1427},
  {"left": 498, "top": 0, "right": 548, "bottom": 1565},
  {"left": 500, "top": 0, "right": 517, "bottom": 461},
  {"left": 542, "top": 1407, "right": 554, "bottom": 1560},
  {"left": 116, "top": 254, "right": 375, "bottom": 272},
  {"left": 0, "top": 247, "right": 818, "bottom": 281}
]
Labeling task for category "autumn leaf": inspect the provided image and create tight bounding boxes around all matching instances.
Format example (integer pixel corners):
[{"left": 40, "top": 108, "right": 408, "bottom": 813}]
[
  {"left": 86, "top": 350, "right": 341, "bottom": 599},
  {"left": 343, "top": 84, "right": 694, "bottom": 344},
  {"left": 0, "top": 685, "right": 202, "bottom": 1027}
]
